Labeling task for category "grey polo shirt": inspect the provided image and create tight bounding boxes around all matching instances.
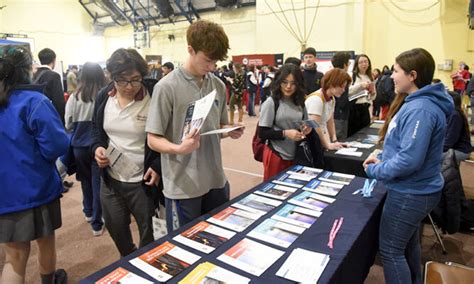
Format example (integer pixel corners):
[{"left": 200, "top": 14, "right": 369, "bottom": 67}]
[
  {"left": 259, "top": 97, "right": 307, "bottom": 160},
  {"left": 146, "top": 67, "right": 229, "bottom": 199}
]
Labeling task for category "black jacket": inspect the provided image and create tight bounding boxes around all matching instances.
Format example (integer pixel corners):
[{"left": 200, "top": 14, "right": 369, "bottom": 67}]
[
  {"left": 33, "top": 67, "right": 65, "bottom": 125},
  {"left": 91, "top": 79, "right": 163, "bottom": 207},
  {"left": 303, "top": 66, "right": 324, "bottom": 95},
  {"left": 432, "top": 149, "right": 464, "bottom": 234}
]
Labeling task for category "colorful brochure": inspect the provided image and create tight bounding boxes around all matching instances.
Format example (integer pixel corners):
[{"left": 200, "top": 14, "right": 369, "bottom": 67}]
[
  {"left": 276, "top": 248, "right": 330, "bottom": 283},
  {"left": 286, "top": 165, "right": 323, "bottom": 181},
  {"left": 303, "top": 180, "right": 344, "bottom": 197},
  {"left": 254, "top": 182, "right": 296, "bottom": 200},
  {"left": 247, "top": 219, "right": 305, "bottom": 248},
  {"left": 95, "top": 267, "right": 153, "bottom": 284},
  {"left": 231, "top": 194, "right": 282, "bottom": 215},
  {"left": 207, "top": 207, "right": 260, "bottom": 232},
  {"left": 129, "top": 242, "right": 200, "bottom": 282},
  {"left": 217, "top": 238, "right": 285, "bottom": 276},
  {"left": 318, "top": 171, "right": 355, "bottom": 185},
  {"left": 173, "top": 221, "right": 235, "bottom": 254},
  {"left": 181, "top": 89, "right": 216, "bottom": 140},
  {"left": 271, "top": 204, "right": 321, "bottom": 228},
  {"left": 288, "top": 191, "right": 335, "bottom": 211},
  {"left": 179, "top": 262, "right": 250, "bottom": 284},
  {"left": 273, "top": 172, "right": 308, "bottom": 188}
]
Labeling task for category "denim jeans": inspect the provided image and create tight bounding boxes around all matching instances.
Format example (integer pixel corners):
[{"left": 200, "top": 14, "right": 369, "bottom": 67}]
[
  {"left": 248, "top": 90, "right": 256, "bottom": 116},
  {"left": 379, "top": 189, "right": 441, "bottom": 284}
]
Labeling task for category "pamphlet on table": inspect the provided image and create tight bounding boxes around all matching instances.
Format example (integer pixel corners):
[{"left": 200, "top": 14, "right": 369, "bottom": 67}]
[
  {"left": 273, "top": 172, "right": 308, "bottom": 188},
  {"left": 289, "top": 191, "right": 335, "bottom": 211},
  {"left": 276, "top": 248, "right": 330, "bottom": 283},
  {"left": 272, "top": 204, "right": 321, "bottom": 228},
  {"left": 247, "top": 218, "right": 305, "bottom": 248},
  {"left": 207, "top": 207, "right": 260, "bottom": 232},
  {"left": 95, "top": 267, "right": 153, "bottom": 284},
  {"left": 217, "top": 238, "right": 285, "bottom": 276},
  {"left": 303, "top": 180, "right": 344, "bottom": 197},
  {"left": 179, "top": 262, "right": 250, "bottom": 284},
  {"left": 129, "top": 242, "right": 200, "bottom": 282},
  {"left": 173, "top": 221, "right": 235, "bottom": 254},
  {"left": 318, "top": 171, "right": 355, "bottom": 185},
  {"left": 254, "top": 182, "right": 296, "bottom": 200},
  {"left": 231, "top": 194, "right": 282, "bottom": 215}
]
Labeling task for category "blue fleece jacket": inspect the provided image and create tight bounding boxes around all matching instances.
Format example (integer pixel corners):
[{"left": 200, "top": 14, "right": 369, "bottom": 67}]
[
  {"left": 366, "top": 83, "right": 453, "bottom": 195},
  {"left": 0, "top": 86, "right": 68, "bottom": 215}
]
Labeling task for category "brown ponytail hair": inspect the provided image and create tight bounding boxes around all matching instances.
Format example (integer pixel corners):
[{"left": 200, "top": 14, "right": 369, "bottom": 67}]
[{"left": 378, "top": 92, "right": 409, "bottom": 144}]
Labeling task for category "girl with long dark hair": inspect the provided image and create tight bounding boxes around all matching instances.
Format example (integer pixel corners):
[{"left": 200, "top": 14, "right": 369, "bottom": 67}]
[{"left": 258, "top": 64, "right": 311, "bottom": 180}]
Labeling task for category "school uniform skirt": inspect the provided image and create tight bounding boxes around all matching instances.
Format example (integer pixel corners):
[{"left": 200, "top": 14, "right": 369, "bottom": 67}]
[{"left": 0, "top": 198, "right": 62, "bottom": 243}]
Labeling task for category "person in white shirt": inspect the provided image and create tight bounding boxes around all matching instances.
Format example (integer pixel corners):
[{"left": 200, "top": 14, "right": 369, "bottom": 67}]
[
  {"left": 305, "top": 68, "right": 352, "bottom": 150},
  {"left": 348, "top": 54, "right": 376, "bottom": 136}
]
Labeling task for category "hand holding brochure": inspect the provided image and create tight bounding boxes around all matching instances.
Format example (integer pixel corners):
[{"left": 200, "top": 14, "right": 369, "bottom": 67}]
[
  {"left": 276, "top": 248, "right": 330, "bottom": 283},
  {"left": 201, "top": 125, "right": 244, "bottom": 136},
  {"left": 181, "top": 90, "right": 217, "bottom": 140},
  {"left": 105, "top": 145, "right": 141, "bottom": 181}
]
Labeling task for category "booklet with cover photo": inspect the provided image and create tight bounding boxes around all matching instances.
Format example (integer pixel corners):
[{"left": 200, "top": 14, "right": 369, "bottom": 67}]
[
  {"left": 173, "top": 221, "right": 235, "bottom": 254},
  {"left": 179, "top": 262, "right": 250, "bottom": 284},
  {"left": 207, "top": 207, "right": 260, "bottom": 232},
  {"left": 272, "top": 172, "right": 308, "bottom": 188},
  {"left": 286, "top": 165, "right": 323, "bottom": 181},
  {"left": 288, "top": 191, "right": 335, "bottom": 211},
  {"left": 181, "top": 90, "right": 216, "bottom": 141},
  {"left": 95, "top": 267, "right": 153, "bottom": 284},
  {"left": 254, "top": 182, "right": 296, "bottom": 200},
  {"left": 271, "top": 204, "right": 321, "bottom": 229},
  {"left": 129, "top": 242, "right": 200, "bottom": 282},
  {"left": 231, "top": 194, "right": 282, "bottom": 216},
  {"left": 247, "top": 218, "right": 305, "bottom": 248},
  {"left": 318, "top": 171, "right": 355, "bottom": 185},
  {"left": 217, "top": 238, "right": 285, "bottom": 276},
  {"left": 303, "top": 179, "right": 344, "bottom": 196}
]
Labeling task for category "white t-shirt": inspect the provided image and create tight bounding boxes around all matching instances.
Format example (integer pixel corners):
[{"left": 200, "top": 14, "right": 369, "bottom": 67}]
[
  {"left": 104, "top": 94, "right": 150, "bottom": 182},
  {"left": 305, "top": 91, "right": 335, "bottom": 131}
]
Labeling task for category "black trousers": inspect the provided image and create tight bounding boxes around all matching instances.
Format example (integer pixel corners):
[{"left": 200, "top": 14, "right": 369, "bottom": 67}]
[
  {"left": 348, "top": 103, "right": 371, "bottom": 137},
  {"left": 100, "top": 177, "right": 154, "bottom": 257}
]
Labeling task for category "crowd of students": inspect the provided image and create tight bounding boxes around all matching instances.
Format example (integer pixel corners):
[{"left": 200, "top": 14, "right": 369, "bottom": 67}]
[{"left": 0, "top": 19, "right": 472, "bottom": 284}]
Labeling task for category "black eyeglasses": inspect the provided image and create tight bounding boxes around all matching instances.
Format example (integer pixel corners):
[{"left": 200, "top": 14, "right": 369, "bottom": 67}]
[{"left": 114, "top": 79, "right": 142, "bottom": 87}]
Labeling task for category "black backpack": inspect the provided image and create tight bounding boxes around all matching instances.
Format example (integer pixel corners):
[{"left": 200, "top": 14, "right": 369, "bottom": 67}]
[
  {"left": 461, "top": 199, "right": 474, "bottom": 232},
  {"left": 375, "top": 73, "right": 395, "bottom": 106}
]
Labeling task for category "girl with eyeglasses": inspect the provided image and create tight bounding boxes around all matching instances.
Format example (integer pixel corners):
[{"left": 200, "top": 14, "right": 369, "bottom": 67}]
[
  {"left": 258, "top": 64, "right": 312, "bottom": 180},
  {"left": 91, "top": 48, "right": 161, "bottom": 257}
]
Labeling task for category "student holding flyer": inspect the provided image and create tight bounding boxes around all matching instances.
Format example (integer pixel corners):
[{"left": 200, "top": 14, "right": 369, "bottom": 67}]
[{"left": 146, "top": 20, "right": 244, "bottom": 231}]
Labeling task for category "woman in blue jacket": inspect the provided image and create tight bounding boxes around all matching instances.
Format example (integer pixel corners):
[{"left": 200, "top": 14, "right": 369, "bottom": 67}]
[
  {"left": 0, "top": 46, "right": 68, "bottom": 283},
  {"left": 363, "top": 48, "right": 453, "bottom": 284}
]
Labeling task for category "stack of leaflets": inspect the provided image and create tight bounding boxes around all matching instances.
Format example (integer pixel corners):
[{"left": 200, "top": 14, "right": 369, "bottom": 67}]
[
  {"left": 207, "top": 207, "right": 260, "bottom": 232},
  {"left": 173, "top": 221, "right": 236, "bottom": 254},
  {"left": 247, "top": 219, "right": 306, "bottom": 248},
  {"left": 273, "top": 172, "right": 308, "bottom": 188},
  {"left": 303, "top": 180, "right": 344, "bottom": 197},
  {"left": 179, "top": 262, "right": 250, "bottom": 284},
  {"left": 217, "top": 238, "right": 285, "bottom": 276},
  {"left": 254, "top": 182, "right": 296, "bottom": 200},
  {"left": 129, "top": 242, "right": 200, "bottom": 282},
  {"left": 361, "top": 134, "right": 379, "bottom": 144},
  {"left": 272, "top": 204, "right": 321, "bottom": 228},
  {"left": 289, "top": 191, "right": 335, "bottom": 211},
  {"left": 95, "top": 267, "right": 153, "bottom": 284},
  {"left": 335, "top": 147, "right": 363, "bottom": 157},
  {"left": 276, "top": 248, "right": 330, "bottom": 283},
  {"left": 231, "top": 194, "right": 282, "bottom": 216},
  {"left": 346, "top": 141, "right": 375, "bottom": 149},
  {"left": 286, "top": 165, "right": 323, "bottom": 181},
  {"left": 318, "top": 171, "right": 355, "bottom": 185}
]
